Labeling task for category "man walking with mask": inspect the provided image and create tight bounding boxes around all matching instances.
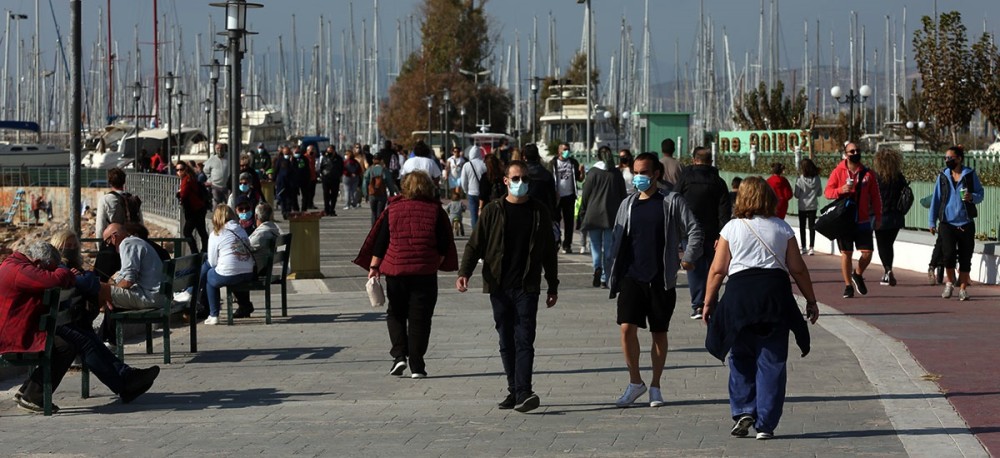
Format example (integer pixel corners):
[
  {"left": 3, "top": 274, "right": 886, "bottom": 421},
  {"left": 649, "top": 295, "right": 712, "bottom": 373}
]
[
  {"left": 457, "top": 160, "right": 559, "bottom": 413},
  {"left": 825, "top": 142, "right": 882, "bottom": 298},
  {"left": 548, "top": 143, "right": 585, "bottom": 253}
]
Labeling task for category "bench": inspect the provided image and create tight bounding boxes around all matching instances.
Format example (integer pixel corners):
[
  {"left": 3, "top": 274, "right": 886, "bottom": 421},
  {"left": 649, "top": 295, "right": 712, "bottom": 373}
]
[
  {"left": 224, "top": 238, "right": 277, "bottom": 325},
  {"left": 0, "top": 288, "right": 72, "bottom": 415},
  {"left": 107, "top": 253, "right": 204, "bottom": 364}
]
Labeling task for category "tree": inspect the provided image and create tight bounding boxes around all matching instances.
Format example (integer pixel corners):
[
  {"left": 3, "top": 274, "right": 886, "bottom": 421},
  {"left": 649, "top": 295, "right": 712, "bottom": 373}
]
[
  {"left": 564, "top": 51, "right": 600, "bottom": 95},
  {"left": 912, "top": 11, "right": 980, "bottom": 144},
  {"left": 380, "top": 0, "right": 511, "bottom": 144},
  {"left": 731, "top": 81, "right": 808, "bottom": 130},
  {"left": 897, "top": 81, "right": 946, "bottom": 151},
  {"left": 972, "top": 33, "right": 1000, "bottom": 138}
]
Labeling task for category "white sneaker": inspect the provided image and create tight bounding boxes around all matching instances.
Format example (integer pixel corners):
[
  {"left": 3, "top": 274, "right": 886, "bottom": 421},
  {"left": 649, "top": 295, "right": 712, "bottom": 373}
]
[
  {"left": 173, "top": 291, "right": 192, "bottom": 302},
  {"left": 204, "top": 316, "right": 219, "bottom": 325},
  {"left": 648, "top": 387, "right": 665, "bottom": 407},
  {"left": 942, "top": 282, "right": 954, "bottom": 299},
  {"left": 958, "top": 289, "right": 970, "bottom": 301},
  {"left": 615, "top": 382, "right": 647, "bottom": 407},
  {"left": 756, "top": 431, "right": 773, "bottom": 440},
  {"left": 808, "top": 248, "right": 814, "bottom": 256}
]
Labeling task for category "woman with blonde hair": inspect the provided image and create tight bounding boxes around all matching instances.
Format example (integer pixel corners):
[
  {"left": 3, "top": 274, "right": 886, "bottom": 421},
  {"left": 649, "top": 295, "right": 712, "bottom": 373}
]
[
  {"left": 703, "top": 176, "right": 818, "bottom": 440},
  {"left": 872, "top": 148, "right": 908, "bottom": 286},
  {"left": 197, "top": 204, "right": 256, "bottom": 324},
  {"left": 354, "top": 170, "right": 458, "bottom": 378}
]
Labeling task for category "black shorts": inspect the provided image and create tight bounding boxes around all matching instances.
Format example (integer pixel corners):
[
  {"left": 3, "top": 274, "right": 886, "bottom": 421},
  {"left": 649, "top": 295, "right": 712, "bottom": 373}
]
[
  {"left": 616, "top": 277, "right": 676, "bottom": 333},
  {"left": 837, "top": 221, "right": 874, "bottom": 252}
]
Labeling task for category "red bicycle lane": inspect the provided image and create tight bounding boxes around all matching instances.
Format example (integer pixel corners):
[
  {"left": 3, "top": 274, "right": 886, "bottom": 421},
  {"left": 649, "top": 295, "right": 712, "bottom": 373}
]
[{"left": 799, "top": 253, "right": 1000, "bottom": 455}]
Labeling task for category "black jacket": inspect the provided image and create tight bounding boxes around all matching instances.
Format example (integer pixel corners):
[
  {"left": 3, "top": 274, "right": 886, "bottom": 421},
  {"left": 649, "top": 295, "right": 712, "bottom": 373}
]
[
  {"left": 320, "top": 152, "right": 344, "bottom": 182},
  {"left": 526, "top": 160, "right": 558, "bottom": 218},
  {"left": 673, "top": 164, "right": 731, "bottom": 244}
]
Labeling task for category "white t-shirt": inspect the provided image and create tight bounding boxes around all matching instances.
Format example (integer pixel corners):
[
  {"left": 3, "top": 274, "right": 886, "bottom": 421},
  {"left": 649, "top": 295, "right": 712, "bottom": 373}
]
[
  {"left": 719, "top": 216, "right": 796, "bottom": 275},
  {"left": 555, "top": 159, "right": 576, "bottom": 197},
  {"left": 400, "top": 156, "right": 442, "bottom": 179}
]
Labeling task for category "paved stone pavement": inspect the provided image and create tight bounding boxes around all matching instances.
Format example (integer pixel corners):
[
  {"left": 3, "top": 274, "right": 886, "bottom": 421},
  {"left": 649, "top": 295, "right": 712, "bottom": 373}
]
[{"left": 0, "top": 199, "right": 982, "bottom": 457}]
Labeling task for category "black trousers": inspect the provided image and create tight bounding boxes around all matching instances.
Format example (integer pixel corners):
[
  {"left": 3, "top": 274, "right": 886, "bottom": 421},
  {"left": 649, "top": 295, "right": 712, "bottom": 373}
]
[
  {"left": 301, "top": 181, "right": 317, "bottom": 210},
  {"left": 874, "top": 228, "right": 900, "bottom": 272},
  {"left": 20, "top": 323, "right": 130, "bottom": 401},
  {"left": 322, "top": 179, "right": 341, "bottom": 214},
  {"left": 183, "top": 207, "right": 209, "bottom": 253},
  {"left": 798, "top": 210, "right": 816, "bottom": 248},
  {"left": 557, "top": 195, "right": 576, "bottom": 250},
  {"left": 385, "top": 274, "right": 438, "bottom": 374},
  {"left": 939, "top": 222, "right": 975, "bottom": 272}
]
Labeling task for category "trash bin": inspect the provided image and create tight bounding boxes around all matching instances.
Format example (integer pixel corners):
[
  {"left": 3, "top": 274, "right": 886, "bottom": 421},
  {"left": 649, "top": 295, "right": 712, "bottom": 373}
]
[
  {"left": 287, "top": 211, "right": 324, "bottom": 279},
  {"left": 261, "top": 181, "right": 275, "bottom": 207}
]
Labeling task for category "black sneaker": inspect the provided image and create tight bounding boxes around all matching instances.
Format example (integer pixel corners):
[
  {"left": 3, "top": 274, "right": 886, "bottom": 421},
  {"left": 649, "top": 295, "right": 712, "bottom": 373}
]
[
  {"left": 851, "top": 272, "right": 868, "bottom": 296},
  {"left": 888, "top": 271, "right": 897, "bottom": 287},
  {"left": 14, "top": 392, "right": 59, "bottom": 414},
  {"left": 233, "top": 304, "right": 254, "bottom": 318},
  {"left": 498, "top": 392, "right": 516, "bottom": 410},
  {"left": 121, "top": 366, "right": 160, "bottom": 404},
  {"left": 389, "top": 358, "right": 407, "bottom": 376},
  {"left": 690, "top": 307, "right": 703, "bottom": 320},
  {"left": 730, "top": 415, "right": 754, "bottom": 437},
  {"left": 879, "top": 273, "right": 890, "bottom": 286},
  {"left": 514, "top": 392, "right": 540, "bottom": 413},
  {"left": 843, "top": 285, "right": 854, "bottom": 298},
  {"left": 592, "top": 268, "right": 602, "bottom": 288}
]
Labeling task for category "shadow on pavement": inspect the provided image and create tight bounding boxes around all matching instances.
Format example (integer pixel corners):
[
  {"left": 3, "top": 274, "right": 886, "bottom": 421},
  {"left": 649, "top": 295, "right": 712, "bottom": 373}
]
[
  {"left": 283, "top": 313, "right": 384, "bottom": 325},
  {"left": 429, "top": 364, "right": 718, "bottom": 379},
  {"left": 841, "top": 311, "right": 949, "bottom": 317},
  {"left": 115, "top": 388, "right": 300, "bottom": 410},
  {"left": 187, "top": 347, "right": 345, "bottom": 363},
  {"left": 781, "top": 426, "right": 995, "bottom": 439}
]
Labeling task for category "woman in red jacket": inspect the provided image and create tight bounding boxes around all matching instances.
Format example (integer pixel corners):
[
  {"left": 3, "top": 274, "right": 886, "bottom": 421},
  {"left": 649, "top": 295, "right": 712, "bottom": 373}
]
[
  {"left": 176, "top": 162, "right": 209, "bottom": 253},
  {"left": 766, "top": 163, "right": 794, "bottom": 219},
  {"left": 355, "top": 171, "right": 458, "bottom": 379}
]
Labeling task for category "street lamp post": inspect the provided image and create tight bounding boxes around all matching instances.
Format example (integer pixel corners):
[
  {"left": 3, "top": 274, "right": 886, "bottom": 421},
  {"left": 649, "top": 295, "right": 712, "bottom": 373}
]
[
  {"left": 202, "top": 98, "right": 211, "bottom": 147},
  {"left": 201, "top": 58, "right": 222, "bottom": 146},
  {"left": 530, "top": 77, "right": 539, "bottom": 143},
  {"left": 175, "top": 91, "right": 186, "bottom": 164},
  {"left": 905, "top": 120, "right": 927, "bottom": 152},
  {"left": 444, "top": 89, "right": 451, "bottom": 152},
  {"left": 133, "top": 82, "right": 142, "bottom": 169},
  {"left": 211, "top": 0, "right": 263, "bottom": 196},
  {"left": 426, "top": 96, "right": 433, "bottom": 147},
  {"left": 460, "top": 106, "right": 467, "bottom": 141},
  {"left": 830, "top": 84, "right": 872, "bottom": 144},
  {"left": 164, "top": 71, "right": 175, "bottom": 163},
  {"left": 459, "top": 68, "right": 491, "bottom": 128}
]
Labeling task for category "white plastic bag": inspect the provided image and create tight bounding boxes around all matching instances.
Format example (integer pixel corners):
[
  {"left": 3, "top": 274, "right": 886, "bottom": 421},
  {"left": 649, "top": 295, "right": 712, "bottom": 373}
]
[{"left": 366, "top": 276, "right": 385, "bottom": 308}]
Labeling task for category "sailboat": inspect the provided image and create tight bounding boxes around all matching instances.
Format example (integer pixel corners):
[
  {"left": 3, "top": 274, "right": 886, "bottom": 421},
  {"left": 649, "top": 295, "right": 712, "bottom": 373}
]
[{"left": 0, "top": 121, "right": 68, "bottom": 167}]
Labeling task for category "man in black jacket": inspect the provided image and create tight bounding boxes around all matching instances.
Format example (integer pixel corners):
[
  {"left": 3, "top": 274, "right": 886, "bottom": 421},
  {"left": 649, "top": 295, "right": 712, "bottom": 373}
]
[
  {"left": 521, "top": 144, "right": 558, "bottom": 241},
  {"left": 673, "top": 147, "right": 731, "bottom": 319},
  {"left": 320, "top": 145, "right": 344, "bottom": 216}
]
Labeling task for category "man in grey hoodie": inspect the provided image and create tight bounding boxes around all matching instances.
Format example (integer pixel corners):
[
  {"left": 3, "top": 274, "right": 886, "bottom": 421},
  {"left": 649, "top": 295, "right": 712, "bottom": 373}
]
[
  {"left": 460, "top": 146, "right": 488, "bottom": 228},
  {"left": 607, "top": 152, "right": 703, "bottom": 408}
]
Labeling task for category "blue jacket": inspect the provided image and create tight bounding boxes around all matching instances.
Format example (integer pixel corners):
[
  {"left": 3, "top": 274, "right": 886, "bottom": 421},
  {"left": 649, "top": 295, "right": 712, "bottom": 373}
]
[{"left": 929, "top": 167, "right": 984, "bottom": 228}]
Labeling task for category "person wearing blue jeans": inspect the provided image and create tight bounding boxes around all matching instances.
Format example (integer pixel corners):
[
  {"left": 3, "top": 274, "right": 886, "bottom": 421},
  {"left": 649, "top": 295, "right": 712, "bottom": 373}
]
[
  {"left": 728, "top": 323, "right": 789, "bottom": 435},
  {"left": 200, "top": 206, "right": 257, "bottom": 325},
  {"left": 457, "top": 160, "right": 559, "bottom": 414},
  {"left": 199, "top": 261, "right": 255, "bottom": 320},
  {"left": 577, "top": 147, "right": 626, "bottom": 288},
  {"left": 588, "top": 229, "right": 614, "bottom": 285}
]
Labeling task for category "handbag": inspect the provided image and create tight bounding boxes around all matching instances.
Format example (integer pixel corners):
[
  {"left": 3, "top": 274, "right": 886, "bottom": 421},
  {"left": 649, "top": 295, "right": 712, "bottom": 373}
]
[
  {"left": 366, "top": 276, "right": 385, "bottom": 308},
  {"left": 816, "top": 169, "right": 866, "bottom": 240}
]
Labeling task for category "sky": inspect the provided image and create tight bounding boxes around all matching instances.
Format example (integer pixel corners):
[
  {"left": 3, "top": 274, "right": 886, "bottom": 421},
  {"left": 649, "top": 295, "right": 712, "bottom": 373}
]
[{"left": 3, "top": 0, "right": 999, "bottom": 88}]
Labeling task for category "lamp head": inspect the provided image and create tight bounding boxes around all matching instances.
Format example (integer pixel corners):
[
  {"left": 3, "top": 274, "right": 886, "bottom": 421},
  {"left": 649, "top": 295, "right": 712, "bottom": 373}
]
[
  {"left": 444, "top": 89, "right": 450, "bottom": 102},
  {"left": 165, "top": 72, "right": 174, "bottom": 92},
  {"left": 859, "top": 85, "right": 872, "bottom": 97},
  {"left": 918, "top": 121, "right": 926, "bottom": 129},
  {"left": 830, "top": 86, "right": 843, "bottom": 99},
  {"left": 905, "top": 121, "right": 914, "bottom": 129}
]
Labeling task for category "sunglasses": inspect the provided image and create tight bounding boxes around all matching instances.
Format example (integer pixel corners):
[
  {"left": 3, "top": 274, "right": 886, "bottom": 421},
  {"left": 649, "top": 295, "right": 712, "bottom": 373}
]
[{"left": 507, "top": 175, "right": 529, "bottom": 183}]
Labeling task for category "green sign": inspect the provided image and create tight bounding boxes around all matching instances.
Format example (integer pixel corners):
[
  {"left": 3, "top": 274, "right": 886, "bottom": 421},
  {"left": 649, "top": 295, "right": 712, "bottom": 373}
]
[{"left": 717, "top": 129, "right": 812, "bottom": 154}]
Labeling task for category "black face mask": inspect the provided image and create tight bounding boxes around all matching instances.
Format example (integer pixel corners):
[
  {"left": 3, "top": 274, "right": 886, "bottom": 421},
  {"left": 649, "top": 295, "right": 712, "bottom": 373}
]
[
  {"left": 945, "top": 158, "right": 958, "bottom": 170},
  {"left": 618, "top": 157, "right": 628, "bottom": 164},
  {"left": 847, "top": 154, "right": 861, "bottom": 164}
]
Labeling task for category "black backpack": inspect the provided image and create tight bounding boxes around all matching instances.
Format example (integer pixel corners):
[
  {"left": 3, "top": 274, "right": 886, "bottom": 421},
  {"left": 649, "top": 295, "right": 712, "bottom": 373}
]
[{"left": 111, "top": 191, "right": 143, "bottom": 223}]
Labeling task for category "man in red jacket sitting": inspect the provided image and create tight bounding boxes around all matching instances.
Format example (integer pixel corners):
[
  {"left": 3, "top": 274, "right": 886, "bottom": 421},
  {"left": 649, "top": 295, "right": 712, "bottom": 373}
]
[
  {"left": 824, "top": 143, "right": 882, "bottom": 298},
  {"left": 0, "top": 241, "right": 160, "bottom": 413}
]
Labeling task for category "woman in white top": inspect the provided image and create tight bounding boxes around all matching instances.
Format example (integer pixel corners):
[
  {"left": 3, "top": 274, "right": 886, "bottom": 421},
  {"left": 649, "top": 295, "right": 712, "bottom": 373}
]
[
  {"left": 200, "top": 204, "right": 255, "bottom": 324},
  {"left": 702, "top": 176, "right": 819, "bottom": 440}
]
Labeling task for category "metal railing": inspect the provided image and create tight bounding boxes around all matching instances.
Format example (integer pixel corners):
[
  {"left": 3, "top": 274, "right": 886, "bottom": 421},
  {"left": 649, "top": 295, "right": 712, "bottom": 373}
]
[
  {"left": 0, "top": 166, "right": 106, "bottom": 187},
  {"left": 124, "top": 172, "right": 182, "bottom": 221}
]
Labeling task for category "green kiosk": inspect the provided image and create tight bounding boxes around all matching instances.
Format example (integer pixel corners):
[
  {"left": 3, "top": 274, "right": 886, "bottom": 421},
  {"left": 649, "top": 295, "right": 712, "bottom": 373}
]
[{"left": 632, "top": 112, "right": 691, "bottom": 155}]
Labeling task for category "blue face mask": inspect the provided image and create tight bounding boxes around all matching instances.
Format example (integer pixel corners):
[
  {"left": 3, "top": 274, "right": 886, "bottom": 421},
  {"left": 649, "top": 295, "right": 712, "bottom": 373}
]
[
  {"left": 632, "top": 174, "right": 653, "bottom": 192},
  {"left": 561, "top": 150, "right": 570, "bottom": 159},
  {"left": 239, "top": 184, "right": 250, "bottom": 193},
  {"left": 238, "top": 212, "right": 252, "bottom": 221},
  {"left": 508, "top": 180, "right": 528, "bottom": 198}
]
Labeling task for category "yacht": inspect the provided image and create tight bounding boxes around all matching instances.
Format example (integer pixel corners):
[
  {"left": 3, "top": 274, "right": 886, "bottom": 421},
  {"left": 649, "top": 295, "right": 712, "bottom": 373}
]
[
  {"left": 0, "top": 121, "right": 68, "bottom": 167},
  {"left": 218, "top": 108, "right": 290, "bottom": 154},
  {"left": 536, "top": 84, "right": 628, "bottom": 161}
]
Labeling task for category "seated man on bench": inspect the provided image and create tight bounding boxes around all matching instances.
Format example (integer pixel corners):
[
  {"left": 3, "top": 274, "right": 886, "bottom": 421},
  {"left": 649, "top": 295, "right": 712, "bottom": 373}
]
[
  {"left": 0, "top": 242, "right": 160, "bottom": 413},
  {"left": 99, "top": 223, "right": 167, "bottom": 312},
  {"left": 232, "top": 202, "right": 282, "bottom": 318}
]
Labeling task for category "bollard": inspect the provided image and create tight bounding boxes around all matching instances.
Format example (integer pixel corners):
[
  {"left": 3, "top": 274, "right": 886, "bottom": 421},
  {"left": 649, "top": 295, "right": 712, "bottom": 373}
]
[
  {"left": 287, "top": 211, "right": 325, "bottom": 279},
  {"left": 260, "top": 181, "right": 275, "bottom": 206}
]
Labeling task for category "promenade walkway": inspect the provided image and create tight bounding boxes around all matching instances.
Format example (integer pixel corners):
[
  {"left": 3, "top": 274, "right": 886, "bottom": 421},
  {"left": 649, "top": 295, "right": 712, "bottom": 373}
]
[{"left": 0, "top": 200, "right": 990, "bottom": 457}]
